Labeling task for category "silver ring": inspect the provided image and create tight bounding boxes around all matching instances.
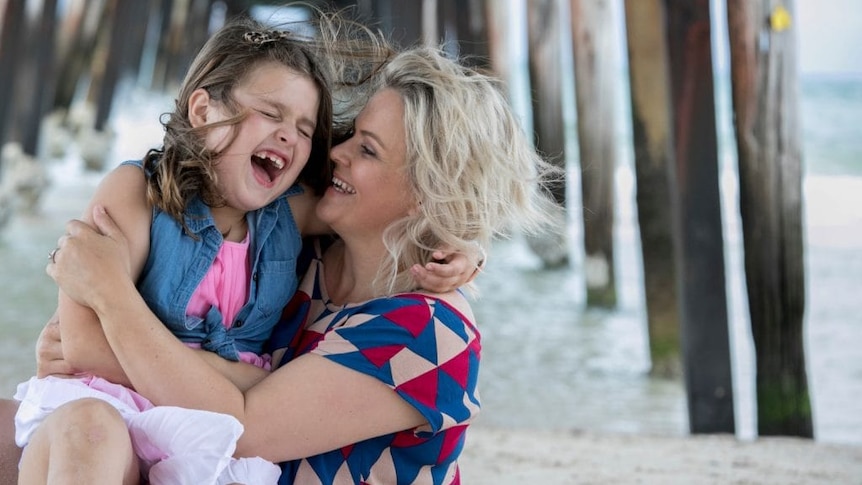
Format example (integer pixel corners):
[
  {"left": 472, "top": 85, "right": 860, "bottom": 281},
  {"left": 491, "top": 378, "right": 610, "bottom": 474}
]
[{"left": 48, "top": 248, "right": 58, "bottom": 263}]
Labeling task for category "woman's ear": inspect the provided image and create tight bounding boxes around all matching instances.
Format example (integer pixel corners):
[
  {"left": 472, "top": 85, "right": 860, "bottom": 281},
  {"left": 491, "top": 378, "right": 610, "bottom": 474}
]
[
  {"left": 407, "top": 199, "right": 421, "bottom": 216},
  {"left": 188, "top": 88, "right": 211, "bottom": 128}
]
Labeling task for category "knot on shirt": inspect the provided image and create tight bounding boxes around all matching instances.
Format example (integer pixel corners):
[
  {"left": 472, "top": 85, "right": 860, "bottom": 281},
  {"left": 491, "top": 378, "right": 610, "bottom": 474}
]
[{"left": 199, "top": 305, "right": 240, "bottom": 362}]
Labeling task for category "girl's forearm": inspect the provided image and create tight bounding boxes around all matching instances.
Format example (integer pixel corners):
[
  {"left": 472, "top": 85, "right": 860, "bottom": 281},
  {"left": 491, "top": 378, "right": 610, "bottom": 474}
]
[
  {"left": 90, "top": 282, "right": 249, "bottom": 419},
  {"left": 57, "top": 292, "right": 132, "bottom": 386}
]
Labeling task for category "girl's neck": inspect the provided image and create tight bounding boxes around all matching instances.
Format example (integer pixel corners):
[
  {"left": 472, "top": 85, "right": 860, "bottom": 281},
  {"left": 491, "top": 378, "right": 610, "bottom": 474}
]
[{"left": 211, "top": 207, "right": 248, "bottom": 242}]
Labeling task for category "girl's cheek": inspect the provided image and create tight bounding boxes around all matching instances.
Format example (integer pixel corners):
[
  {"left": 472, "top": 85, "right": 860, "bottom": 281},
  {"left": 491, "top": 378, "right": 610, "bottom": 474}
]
[{"left": 206, "top": 125, "right": 233, "bottom": 152}]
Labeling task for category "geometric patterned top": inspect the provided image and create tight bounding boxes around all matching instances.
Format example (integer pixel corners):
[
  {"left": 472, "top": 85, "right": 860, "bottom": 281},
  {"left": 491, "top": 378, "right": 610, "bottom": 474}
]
[{"left": 272, "top": 244, "right": 481, "bottom": 484}]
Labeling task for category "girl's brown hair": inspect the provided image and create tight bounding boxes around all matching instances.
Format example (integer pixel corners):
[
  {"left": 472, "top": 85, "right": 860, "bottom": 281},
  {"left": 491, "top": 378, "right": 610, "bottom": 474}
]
[{"left": 142, "top": 7, "right": 392, "bottom": 230}]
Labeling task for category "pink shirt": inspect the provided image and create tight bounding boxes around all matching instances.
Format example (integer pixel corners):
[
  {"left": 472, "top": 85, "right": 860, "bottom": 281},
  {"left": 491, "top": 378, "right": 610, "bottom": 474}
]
[{"left": 185, "top": 234, "right": 271, "bottom": 369}]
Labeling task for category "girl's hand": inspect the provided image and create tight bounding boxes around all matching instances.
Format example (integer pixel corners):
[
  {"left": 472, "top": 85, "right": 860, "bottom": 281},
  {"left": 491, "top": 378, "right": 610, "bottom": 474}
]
[
  {"left": 46, "top": 206, "right": 135, "bottom": 311},
  {"left": 35, "top": 313, "right": 76, "bottom": 378},
  {"left": 410, "top": 244, "right": 486, "bottom": 293}
]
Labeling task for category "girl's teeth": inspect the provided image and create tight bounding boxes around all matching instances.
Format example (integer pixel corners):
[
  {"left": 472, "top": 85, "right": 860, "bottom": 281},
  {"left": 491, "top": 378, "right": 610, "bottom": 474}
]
[{"left": 255, "top": 152, "right": 285, "bottom": 169}]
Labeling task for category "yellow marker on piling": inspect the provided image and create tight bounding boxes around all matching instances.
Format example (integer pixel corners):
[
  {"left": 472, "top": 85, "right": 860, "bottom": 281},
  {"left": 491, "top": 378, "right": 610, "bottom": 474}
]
[{"left": 770, "top": 5, "right": 792, "bottom": 32}]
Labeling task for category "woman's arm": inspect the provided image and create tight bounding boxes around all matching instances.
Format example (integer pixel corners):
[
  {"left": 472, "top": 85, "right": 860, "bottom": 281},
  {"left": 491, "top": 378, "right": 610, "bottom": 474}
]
[
  {"left": 57, "top": 164, "right": 152, "bottom": 386},
  {"left": 48, "top": 208, "right": 427, "bottom": 462},
  {"left": 194, "top": 351, "right": 270, "bottom": 392}
]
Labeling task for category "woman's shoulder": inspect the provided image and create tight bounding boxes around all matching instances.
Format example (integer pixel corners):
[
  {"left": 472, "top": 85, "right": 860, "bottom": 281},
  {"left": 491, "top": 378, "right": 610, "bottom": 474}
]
[
  {"left": 354, "top": 290, "right": 476, "bottom": 333},
  {"left": 399, "top": 290, "right": 474, "bottom": 323},
  {"left": 328, "top": 291, "right": 480, "bottom": 370}
]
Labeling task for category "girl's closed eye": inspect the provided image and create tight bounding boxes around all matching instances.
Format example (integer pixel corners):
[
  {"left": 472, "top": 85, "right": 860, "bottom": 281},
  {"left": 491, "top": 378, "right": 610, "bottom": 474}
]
[{"left": 257, "top": 108, "right": 280, "bottom": 120}]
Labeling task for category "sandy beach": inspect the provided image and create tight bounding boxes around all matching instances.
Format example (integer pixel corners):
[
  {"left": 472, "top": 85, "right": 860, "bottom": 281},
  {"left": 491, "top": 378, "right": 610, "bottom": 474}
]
[{"left": 460, "top": 425, "right": 862, "bottom": 484}]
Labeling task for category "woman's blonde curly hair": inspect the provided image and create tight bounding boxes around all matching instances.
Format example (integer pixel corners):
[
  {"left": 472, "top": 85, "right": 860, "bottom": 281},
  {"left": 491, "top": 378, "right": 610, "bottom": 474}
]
[{"left": 373, "top": 47, "right": 563, "bottom": 295}]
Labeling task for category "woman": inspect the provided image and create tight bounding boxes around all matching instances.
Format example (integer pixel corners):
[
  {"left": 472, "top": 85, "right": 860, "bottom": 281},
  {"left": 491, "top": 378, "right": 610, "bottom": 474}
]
[{"left": 35, "top": 46, "right": 561, "bottom": 484}]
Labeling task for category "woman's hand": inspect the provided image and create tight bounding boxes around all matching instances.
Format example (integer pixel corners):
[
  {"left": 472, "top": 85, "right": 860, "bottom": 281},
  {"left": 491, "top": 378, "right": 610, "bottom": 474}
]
[
  {"left": 410, "top": 244, "right": 486, "bottom": 293},
  {"left": 46, "top": 206, "right": 135, "bottom": 311},
  {"left": 35, "top": 313, "right": 76, "bottom": 378}
]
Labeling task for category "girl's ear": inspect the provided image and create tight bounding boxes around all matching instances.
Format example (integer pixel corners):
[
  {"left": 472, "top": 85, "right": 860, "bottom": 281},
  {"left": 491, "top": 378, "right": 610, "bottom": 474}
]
[{"left": 188, "top": 88, "right": 211, "bottom": 128}]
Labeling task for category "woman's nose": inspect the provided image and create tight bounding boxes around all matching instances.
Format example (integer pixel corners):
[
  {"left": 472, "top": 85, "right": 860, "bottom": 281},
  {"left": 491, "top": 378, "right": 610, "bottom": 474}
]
[{"left": 330, "top": 140, "right": 348, "bottom": 164}]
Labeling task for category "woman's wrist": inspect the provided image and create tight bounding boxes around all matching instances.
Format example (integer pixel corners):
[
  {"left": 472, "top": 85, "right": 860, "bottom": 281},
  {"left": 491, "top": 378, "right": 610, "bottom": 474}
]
[{"left": 87, "top": 277, "right": 141, "bottom": 327}]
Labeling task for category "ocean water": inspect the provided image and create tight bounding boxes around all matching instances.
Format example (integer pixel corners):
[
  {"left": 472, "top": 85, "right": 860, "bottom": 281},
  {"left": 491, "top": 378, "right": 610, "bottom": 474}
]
[
  {"left": 0, "top": 74, "right": 860, "bottom": 446},
  {"left": 473, "top": 71, "right": 862, "bottom": 446}
]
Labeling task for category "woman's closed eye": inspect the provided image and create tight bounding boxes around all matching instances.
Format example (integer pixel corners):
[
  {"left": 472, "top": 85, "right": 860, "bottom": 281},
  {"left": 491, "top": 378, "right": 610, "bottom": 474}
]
[{"left": 360, "top": 144, "right": 376, "bottom": 157}]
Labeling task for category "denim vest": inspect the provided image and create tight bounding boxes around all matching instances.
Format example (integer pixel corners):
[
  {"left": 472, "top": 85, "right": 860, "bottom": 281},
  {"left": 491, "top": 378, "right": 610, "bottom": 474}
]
[{"left": 122, "top": 160, "right": 302, "bottom": 361}]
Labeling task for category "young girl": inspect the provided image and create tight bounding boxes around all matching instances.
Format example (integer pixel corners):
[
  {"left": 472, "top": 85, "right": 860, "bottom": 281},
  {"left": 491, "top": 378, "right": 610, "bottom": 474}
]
[{"left": 14, "top": 13, "right": 477, "bottom": 485}]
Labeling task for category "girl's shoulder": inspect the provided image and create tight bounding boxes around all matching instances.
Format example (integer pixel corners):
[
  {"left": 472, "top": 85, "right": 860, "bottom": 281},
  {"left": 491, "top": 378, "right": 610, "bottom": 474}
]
[
  {"left": 88, "top": 161, "right": 153, "bottom": 281},
  {"left": 119, "top": 159, "right": 144, "bottom": 169}
]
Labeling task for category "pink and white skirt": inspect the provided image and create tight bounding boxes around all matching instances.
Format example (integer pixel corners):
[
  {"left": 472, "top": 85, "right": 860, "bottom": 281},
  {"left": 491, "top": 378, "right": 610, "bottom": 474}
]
[{"left": 14, "top": 375, "right": 280, "bottom": 485}]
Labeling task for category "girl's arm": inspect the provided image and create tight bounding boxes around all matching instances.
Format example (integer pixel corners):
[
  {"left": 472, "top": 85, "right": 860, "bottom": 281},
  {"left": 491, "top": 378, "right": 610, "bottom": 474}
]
[
  {"left": 37, "top": 311, "right": 271, "bottom": 392},
  {"left": 52, "top": 169, "right": 271, "bottom": 390},
  {"left": 48, "top": 208, "right": 429, "bottom": 462},
  {"left": 57, "top": 164, "right": 152, "bottom": 386}
]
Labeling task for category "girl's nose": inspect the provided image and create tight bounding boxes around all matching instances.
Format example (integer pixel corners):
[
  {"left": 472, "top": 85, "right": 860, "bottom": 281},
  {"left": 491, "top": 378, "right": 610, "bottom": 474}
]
[{"left": 277, "top": 126, "right": 297, "bottom": 145}]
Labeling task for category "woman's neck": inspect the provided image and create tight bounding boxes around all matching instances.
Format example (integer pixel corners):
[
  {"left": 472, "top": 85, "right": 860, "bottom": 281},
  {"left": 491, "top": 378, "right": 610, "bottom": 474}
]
[{"left": 323, "top": 239, "right": 388, "bottom": 305}]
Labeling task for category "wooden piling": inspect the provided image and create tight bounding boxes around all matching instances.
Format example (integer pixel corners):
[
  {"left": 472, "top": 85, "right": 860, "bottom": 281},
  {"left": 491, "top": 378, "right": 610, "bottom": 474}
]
[
  {"left": 665, "top": 0, "right": 735, "bottom": 434},
  {"left": 18, "top": 0, "right": 59, "bottom": 157},
  {"left": 93, "top": 0, "right": 131, "bottom": 133},
  {"left": 0, "top": 0, "right": 26, "bottom": 152},
  {"left": 438, "top": 0, "right": 490, "bottom": 68},
  {"left": 484, "top": 0, "right": 511, "bottom": 93},
  {"left": 154, "top": 0, "right": 195, "bottom": 92},
  {"left": 119, "top": 0, "right": 153, "bottom": 86},
  {"left": 622, "top": 0, "right": 682, "bottom": 376},
  {"left": 361, "top": 0, "right": 424, "bottom": 48},
  {"left": 570, "top": 0, "right": 618, "bottom": 308},
  {"left": 525, "top": 0, "right": 569, "bottom": 268},
  {"left": 80, "top": 0, "right": 116, "bottom": 129},
  {"left": 396, "top": 1, "right": 425, "bottom": 47},
  {"left": 148, "top": 0, "right": 168, "bottom": 90},
  {"left": 51, "top": 0, "right": 106, "bottom": 118},
  {"left": 725, "top": 0, "right": 812, "bottom": 438}
]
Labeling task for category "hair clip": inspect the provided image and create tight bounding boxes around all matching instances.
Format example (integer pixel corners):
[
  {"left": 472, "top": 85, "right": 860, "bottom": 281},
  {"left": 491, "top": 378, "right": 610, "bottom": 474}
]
[{"left": 243, "top": 30, "right": 292, "bottom": 46}]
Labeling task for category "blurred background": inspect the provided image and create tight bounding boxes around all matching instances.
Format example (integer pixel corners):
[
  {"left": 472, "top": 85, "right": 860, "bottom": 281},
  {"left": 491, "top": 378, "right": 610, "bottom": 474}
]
[{"left": 0, "top": 0, "right": 859, "bottom": 446}]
